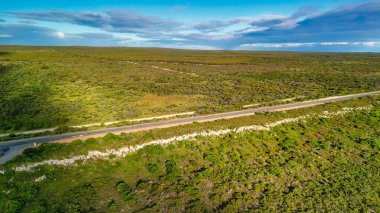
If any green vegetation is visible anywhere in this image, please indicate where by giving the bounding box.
[116,181,138,205]
[0,126,87,142]
[1,46,379,132]
[0,97,379,212]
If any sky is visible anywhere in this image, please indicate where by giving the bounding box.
[0,0,380,51]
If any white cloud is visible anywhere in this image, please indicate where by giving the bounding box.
[2,0,379,51]
[118,37,153,44]
[52,31,82,39]
[54,32,65,38]
[241,41,379,48]
[119,39,219,50]
[353,42,376,47]
[241,42,316,48]
[320,42,349,46]
[168,44,219,50]
[320,42,378,47]
[0,34,13,38]
[194,32,236,40]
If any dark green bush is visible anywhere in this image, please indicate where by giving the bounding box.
[280,138,295,151]
[115,181,137,205]
[165,160,178,174]
[146,163,159,173]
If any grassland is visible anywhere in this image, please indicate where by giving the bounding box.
[0,96,379,212]
[1,46,379,132]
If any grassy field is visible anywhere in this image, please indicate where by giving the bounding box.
[0,96,379,212]
[1,46,379,132]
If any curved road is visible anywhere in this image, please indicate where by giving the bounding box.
[1,91,379,164]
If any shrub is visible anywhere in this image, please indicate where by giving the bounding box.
[280,138,295,151]
[146,163,159,173]
[30,200,47,213]
[60,183,97,212]
[102,133,120,141]
[185,199,207,212]
[268,166,283,177]
[3,199,23,213]
[165,160,178,174]
[228,150,241,162]
[136,180,150,190]
[356,138,380,150]
[204,154,224,165]
[107,200,117,210]
[115,181,137,205]
[53,125,71,134]
[140,144,164,155]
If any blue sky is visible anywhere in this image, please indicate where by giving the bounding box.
[0,0,379,51]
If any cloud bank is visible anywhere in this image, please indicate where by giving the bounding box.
[1,1,380,51]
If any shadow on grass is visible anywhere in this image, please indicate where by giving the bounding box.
[0,51,11,56]
[0,64,69,132]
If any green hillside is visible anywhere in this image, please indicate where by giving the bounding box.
[1,96,379,212]
[1,46,379,132]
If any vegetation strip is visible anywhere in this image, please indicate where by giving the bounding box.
[242,96,305,108]
[2,47,379,133]
[11,106,371,172]
[0,111,196,137]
